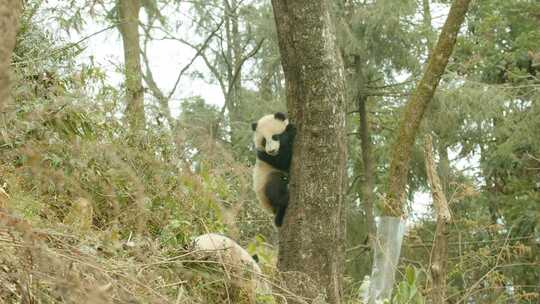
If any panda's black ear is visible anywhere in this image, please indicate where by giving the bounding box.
[274,112,286,121]
[251,254,259,263]
[251,122,257,131]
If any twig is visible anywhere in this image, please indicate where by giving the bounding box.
[166,19,224,101]
[11,24,117,67]
[454,228,513,304]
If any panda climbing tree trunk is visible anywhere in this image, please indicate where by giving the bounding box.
[0,0,22,113]
[271,1,347,303]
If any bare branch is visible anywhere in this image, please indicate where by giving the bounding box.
[225,38,265,102]
[141,27,172,126]
[12,24,117,67]
[166,19,224,100]
[181,39,228,100]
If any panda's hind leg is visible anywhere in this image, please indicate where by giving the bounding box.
[274,203,287,227]
[264,171,289,227]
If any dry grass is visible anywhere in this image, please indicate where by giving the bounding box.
[0,207,294,304]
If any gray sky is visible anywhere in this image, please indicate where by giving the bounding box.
[61,2,225,117]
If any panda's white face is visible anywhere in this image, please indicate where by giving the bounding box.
[253,114,288,156]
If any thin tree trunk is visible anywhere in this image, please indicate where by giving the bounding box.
[384,0,471,216]
[437,144,450,195]
[0,0,22,112]
[259,60,279,102]
[424,0,452,197]
[118,0,145,131]
[422,0,434,54]
[271,1,347,303]
[141,48,174,127]
[351,52,375,243]
[424,135,451,304]
[224,0,244,151]
[231,0,242,115]
[358,94,375,241]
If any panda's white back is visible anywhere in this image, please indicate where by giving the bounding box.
[192,233,261,274]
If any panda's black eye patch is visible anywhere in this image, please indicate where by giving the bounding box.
[272,134,279,141]
[261,138,266,146]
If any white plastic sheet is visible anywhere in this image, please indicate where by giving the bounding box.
[367,216,406,304]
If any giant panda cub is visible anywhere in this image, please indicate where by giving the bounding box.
[251,112,296,227]
[191,233,270,303]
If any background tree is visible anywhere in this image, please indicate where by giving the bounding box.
[0,0,22,111]
[384,0,471,216]
[117,0,145,131]
[337,0,425,281]
[170,0,268,160]
[271,1,347,303]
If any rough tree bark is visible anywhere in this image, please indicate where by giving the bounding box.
[271,1,347,303]
[424,135,451,304]
[118,0,145,131]
[0,0,22,112]
[384,0,471,216]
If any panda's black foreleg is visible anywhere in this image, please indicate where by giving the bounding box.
[264,171,289,227]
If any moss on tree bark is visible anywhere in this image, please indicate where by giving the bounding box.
[385,0,471,217]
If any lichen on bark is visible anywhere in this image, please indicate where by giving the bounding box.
[384,0,471,217]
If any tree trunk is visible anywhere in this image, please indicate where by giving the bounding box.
[424,135,451,304]
[224,0,244,155]
[358,94,375,241]
[259,59,279,102]
[351,52,375,244]
[422,0,434,54]
[271,1,347,303]
[437,144,450,196]
[0,0,22,112]
[118,0,145,131]
[384,0,471,216]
